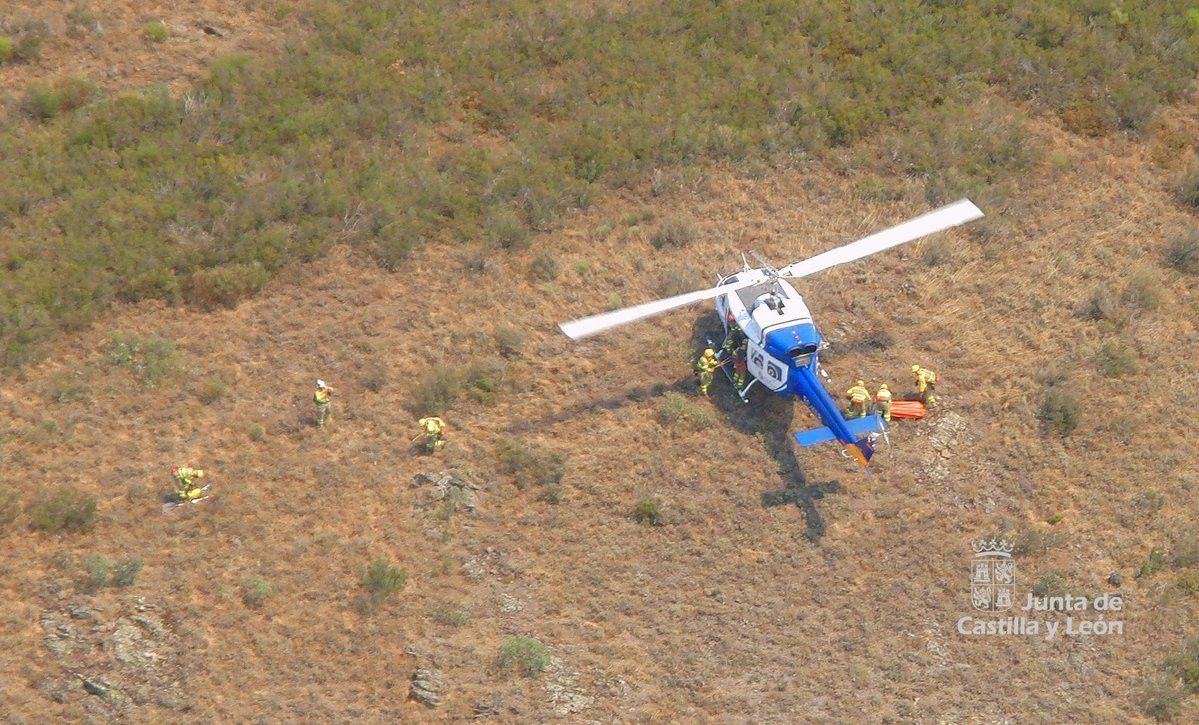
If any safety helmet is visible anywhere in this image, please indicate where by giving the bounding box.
[879,383,888,390]
[171,466,179,474]
[196,470,205,478]
[911,364,920,372]
[316,379,327,389]
[703,348,715,357]
[856,380,865,387]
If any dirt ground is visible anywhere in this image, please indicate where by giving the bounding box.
[1,5,1198,720]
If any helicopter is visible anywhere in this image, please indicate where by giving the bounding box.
[558,199,984,466]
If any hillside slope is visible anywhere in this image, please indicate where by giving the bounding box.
[2,102,1198,720]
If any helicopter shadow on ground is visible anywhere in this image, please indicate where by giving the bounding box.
[688,313,842,543]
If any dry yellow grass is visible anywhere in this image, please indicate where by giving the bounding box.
[1,69,1198,723]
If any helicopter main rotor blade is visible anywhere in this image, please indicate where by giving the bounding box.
[777,199,983,279]
[559,280,754,340]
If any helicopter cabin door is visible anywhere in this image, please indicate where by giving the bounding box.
[745,339,788,391]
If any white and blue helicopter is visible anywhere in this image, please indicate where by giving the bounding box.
[559,199,984,466]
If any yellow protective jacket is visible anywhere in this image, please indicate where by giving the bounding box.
[696,356,718,374]
[314,388,332,404]
[419,417,445,435]
[846,385,869,403]
[875,388,892,404]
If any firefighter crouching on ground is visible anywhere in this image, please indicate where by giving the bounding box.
[172,466,205,501]
[845,379,870,419]
[912,364,938,407]
[418,416,446,451]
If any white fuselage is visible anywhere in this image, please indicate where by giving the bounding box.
[713,269,816,391]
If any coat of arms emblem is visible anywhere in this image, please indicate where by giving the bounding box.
[971,539,1015,612]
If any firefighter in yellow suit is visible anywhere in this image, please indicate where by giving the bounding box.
[912,365,938,407]
[845,380,870,419]
[172,466,206,501]
[696,348,719,396]
[874,383,892,422]
[418,416,446,451]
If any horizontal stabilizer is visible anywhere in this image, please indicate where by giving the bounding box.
[794,415,886,447]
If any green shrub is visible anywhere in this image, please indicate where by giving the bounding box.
[1039,389,1081,436]
[496,437,566,490]
[364,558,407,600]
[1178,169,1199,209]
[66,4,100,35]
[495,326,525,358]
[529,253,558,282]
[1125,268,1163,310]
[43,370,90,405]
[497,636,550,677]
[650,219,697,250]
[1165,230,1199,273]
[28,487,97,533]
[655,266,703,297]
[107,333,180,387]
[1177,571,1199,595]
[921,238,953,267]
[658,392,714,431]
[14,23,47,62]
[432,606,471,627]
[78,555,111,593]
[465,358,506,405]
[242,577,272,609]
[1140,675,1186,721]
[575,260,592,274]
[142,20,169,43]
[111,557,143,587]
[407,368,464,415]
[1030,573,1067,597]
[488,212,531,250]
[1139,548,1168,579]
[245,423,267,442]
[1170,536,1199,569]
[1164,639,1199,691]
[1135,490,1166,514]
[633,498,663,526]
[1081,287,1125,326]
[25,84,61,120]
[0,37,12,64]
[0,486,20,529]
[1009,528,1068,557]
[57,77,99,113]
[196,377,226,404]
[187,262,271,309]
[1094,342,1136,378]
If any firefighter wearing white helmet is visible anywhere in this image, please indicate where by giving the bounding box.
[314,379,335,428]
